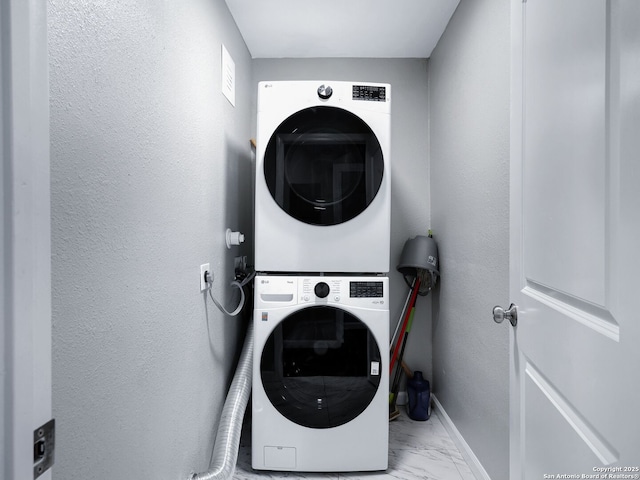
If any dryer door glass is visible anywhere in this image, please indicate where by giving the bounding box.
[260,306,382,429]
[264,106,384,226]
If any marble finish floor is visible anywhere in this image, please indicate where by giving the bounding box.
[234,407,476,480]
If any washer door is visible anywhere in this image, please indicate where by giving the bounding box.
[260,306,382,429]
[264,106,384,226]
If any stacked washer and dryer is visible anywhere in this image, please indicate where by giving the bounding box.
[252,81,391,472]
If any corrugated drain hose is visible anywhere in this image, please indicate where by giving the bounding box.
[190,322,253,480]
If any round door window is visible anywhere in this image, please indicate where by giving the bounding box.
[260,306,382,429]
[264,106,384,226]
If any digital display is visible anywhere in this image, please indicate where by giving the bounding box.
[352,85,387,102]
[350,281,384,298]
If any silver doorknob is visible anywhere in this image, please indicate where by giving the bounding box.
[493,303,518,327]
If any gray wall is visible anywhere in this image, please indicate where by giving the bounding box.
[252,59,433,381]
[48,1,253,478]
[429,0,510,479]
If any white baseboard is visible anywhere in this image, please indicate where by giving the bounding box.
[431,394,492,480]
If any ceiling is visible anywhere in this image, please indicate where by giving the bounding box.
[224,0,460,59]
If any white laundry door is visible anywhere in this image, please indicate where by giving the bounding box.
[507,0,640,478]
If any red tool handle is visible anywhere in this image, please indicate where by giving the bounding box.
[389,277,420,375]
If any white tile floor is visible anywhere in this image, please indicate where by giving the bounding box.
[234,407,477,480]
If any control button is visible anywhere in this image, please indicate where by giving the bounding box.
[303,295,310,302]
[314,282,330,298]
[334,295,340,302]
[317,84,333,99]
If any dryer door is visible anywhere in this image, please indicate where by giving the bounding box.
[260,306,382,428]
[264,106,384,226]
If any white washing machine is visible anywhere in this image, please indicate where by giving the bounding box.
[254,81,391,274]
[252,275,389,472]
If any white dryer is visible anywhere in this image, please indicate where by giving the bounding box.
[254,81,391,274]
[252,275,389,472]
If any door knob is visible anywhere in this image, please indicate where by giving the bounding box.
[493,303,518,327]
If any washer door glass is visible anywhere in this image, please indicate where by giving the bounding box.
[260,306,382,429]
[264,106,384,226]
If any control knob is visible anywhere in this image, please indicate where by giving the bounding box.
[317,84,333,99]
[314,282,330,298]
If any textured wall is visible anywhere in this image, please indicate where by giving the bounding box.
[429,0,510,478]
[251,59,433,381]
[48,1,253,478]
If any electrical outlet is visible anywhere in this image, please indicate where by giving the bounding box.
[200,263,211,292]
[234,255,247,272]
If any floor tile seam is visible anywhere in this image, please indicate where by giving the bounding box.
[391,445,468,480]
[439,444,471,480]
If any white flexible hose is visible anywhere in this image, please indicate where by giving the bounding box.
[190,322,253,480]
[209,281,245,316]
[208,271,255,317]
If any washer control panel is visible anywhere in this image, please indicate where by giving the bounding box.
[300,276,387,308]
[255,275,388,309]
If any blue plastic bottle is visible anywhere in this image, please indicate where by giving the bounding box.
[407,371,431,421]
